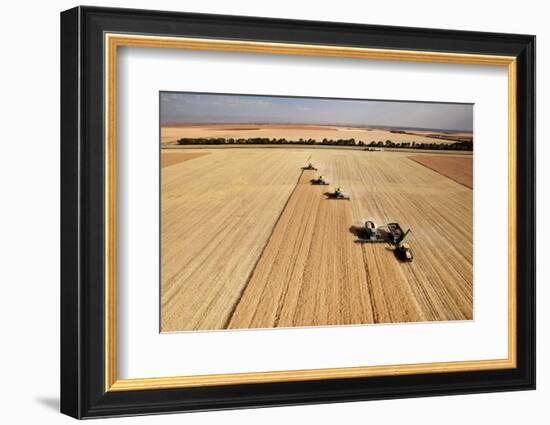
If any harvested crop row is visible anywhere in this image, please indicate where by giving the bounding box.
[229,149,472,327]
[161,148,311,331]
[313,150,473,322]
[228,170,375,329]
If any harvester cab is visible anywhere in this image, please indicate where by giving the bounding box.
[364,220,376,238]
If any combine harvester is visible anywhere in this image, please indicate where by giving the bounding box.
[353,221,413,262]
[326,187,351,200]
[302,163,318,171]
[311,175,329,185]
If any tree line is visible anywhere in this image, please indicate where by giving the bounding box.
[175,137,473,151]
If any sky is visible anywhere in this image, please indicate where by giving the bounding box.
[160,92,473,132]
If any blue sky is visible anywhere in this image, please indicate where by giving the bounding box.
[160,92,473,132]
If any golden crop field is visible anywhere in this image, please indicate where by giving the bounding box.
[161,148,473,332]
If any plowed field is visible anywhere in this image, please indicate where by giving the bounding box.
[408,154,473,188]
[161,152,210,168]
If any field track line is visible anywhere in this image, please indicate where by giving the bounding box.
[359,245,379,323]
[221,155,313,328]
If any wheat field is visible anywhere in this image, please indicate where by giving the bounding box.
[161,148,473,331]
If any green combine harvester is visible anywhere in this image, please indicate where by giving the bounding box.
[302,162,318,171]
[326,187,350,200]
[311,175,329,185]
[354,221,413,262]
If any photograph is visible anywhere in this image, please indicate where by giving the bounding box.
[57,4,536,419]
[160,92,474,332]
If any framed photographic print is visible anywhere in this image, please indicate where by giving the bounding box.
[60,6,535,419]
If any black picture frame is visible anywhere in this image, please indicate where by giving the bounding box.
[60,5,535,419]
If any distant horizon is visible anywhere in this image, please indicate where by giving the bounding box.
[160,92,474,133]
[161,122,473,133]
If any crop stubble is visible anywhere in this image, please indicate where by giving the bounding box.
[161,149,311,331]
[161,148,473,331]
